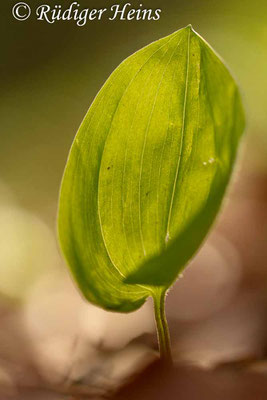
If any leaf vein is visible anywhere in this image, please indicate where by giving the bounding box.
[165,28,191,242]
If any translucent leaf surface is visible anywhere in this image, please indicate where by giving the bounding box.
[58,26,245,312]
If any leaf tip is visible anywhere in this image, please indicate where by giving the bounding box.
[184,24,200,38]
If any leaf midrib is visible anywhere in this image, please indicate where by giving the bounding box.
[165,28,191,243]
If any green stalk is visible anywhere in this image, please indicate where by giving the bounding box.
[152,288,173,365]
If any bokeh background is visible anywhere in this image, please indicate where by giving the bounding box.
[1,0,267,398]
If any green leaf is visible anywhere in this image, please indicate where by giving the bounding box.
[58,25,245,312]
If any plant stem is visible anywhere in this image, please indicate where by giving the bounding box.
[153,288,173,365]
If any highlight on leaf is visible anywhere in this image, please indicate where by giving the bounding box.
[57,25,245,362]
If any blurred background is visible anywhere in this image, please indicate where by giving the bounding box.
[1,0,267,398]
